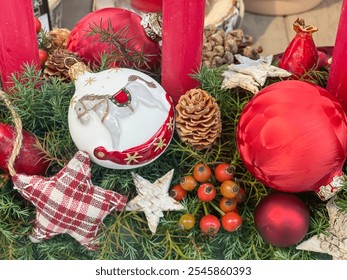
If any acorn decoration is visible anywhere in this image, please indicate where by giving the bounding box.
[175,89,222,151]
[203,25,263,68]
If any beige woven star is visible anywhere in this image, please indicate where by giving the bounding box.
[297,197,347,259]
[126,169,185,234]
[222,54,292,94]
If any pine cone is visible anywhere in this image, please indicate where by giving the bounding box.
[175,89,222,151]
[44,49,81,81]
[46,28,71,52]
[203,25,263,67]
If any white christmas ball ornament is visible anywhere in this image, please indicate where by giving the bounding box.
[68,63,175,169]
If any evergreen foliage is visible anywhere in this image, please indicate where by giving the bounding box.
[0,62,345,260]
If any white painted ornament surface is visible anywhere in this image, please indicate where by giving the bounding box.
[68,63,175,169]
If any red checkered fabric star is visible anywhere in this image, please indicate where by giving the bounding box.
[12,151,127,250]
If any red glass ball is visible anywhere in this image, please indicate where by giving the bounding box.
[237,80,347,195]
[67,8,161,71]
[254,192,310,247]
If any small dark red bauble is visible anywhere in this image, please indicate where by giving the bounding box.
[254,192,310,247]
[0,123,49,175]
[67,8,161,71]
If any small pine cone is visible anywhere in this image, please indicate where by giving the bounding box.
[175,89,222,151]
[44,49,81,81]
[46,28,71,52]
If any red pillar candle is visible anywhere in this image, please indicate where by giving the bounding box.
[161,0,205,104]
[326,0,347,112]
[131,0,163,12]
[0,0,40,90]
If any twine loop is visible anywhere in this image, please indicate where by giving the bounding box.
[0,90,23,177]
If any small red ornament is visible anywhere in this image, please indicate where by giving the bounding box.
[67,8,161,71]
[34,17,42,34]
[279,18,318,78]
[0,123,49,176]
[38,49,48,67]
[254,192,310,247]
[237,80,347,200]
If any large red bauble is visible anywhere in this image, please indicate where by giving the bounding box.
[0,123,49,175]
[67,8,161,71]
[237,80,347,199]
[254,192,310,247]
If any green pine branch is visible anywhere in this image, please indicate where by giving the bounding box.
[0,62,344,260]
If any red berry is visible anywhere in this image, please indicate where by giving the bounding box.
[220,180,240,199]
[219,197,237,213]
[221,212,242,232]
[34,17,42,33]
[214,163,235,183]
[193,163,212,183]
[178,214,196,230]
[170,184,187,201]
[180,175,198,191]
[197,183,216,202]
[38,49,48,67]
[199,214,220,236]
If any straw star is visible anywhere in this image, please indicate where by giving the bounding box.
[12,151,127,250]
[222,54,292,94]
[126,169,184,234]
[297,197,347,259]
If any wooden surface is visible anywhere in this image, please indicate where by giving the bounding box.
[241,0,343,55]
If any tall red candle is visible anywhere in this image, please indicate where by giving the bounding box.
[326,0,347,112]
[131,0,162,12]
[161,0,205,104]
[0,0,40,90]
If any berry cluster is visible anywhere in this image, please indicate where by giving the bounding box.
[170,162,245,237]
[34,17,48,67]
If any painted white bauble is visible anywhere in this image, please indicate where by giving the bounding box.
[68,63,175,169]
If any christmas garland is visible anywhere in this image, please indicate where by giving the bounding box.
[1,13,347,260]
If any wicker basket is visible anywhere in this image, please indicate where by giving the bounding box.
[244,0,323,16]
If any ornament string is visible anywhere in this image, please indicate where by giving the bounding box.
[0,90,23,177]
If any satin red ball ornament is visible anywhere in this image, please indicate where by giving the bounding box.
[67,8,161,71]
[0,123,49,175]
[237,80,347,200]
[254,192,310,247]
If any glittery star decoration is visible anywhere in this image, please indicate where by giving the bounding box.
[297,197,347,259]
[222,54,292,94]
[12,151,127,250]
[126,169,185,234]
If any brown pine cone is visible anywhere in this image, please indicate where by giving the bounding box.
[46,28,71,52]
[175,89,222,151]
[44,49,81,81]
[203,25,263,67]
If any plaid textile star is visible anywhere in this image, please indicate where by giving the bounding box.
[12,151,127,250]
